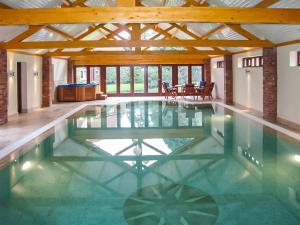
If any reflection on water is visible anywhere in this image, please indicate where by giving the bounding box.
[0,101,300,225]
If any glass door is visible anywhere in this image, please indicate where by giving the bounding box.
[106,66,117,95]
[90,66,101,92]
[178,66,188,85]
[161,66,172,93]
[134,66,145,94]
[191,65,203,84]
[148,66,159,94]
[120,66,131,94]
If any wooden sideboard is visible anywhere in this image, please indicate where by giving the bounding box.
[57,84,97,102]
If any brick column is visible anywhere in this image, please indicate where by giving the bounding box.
[204,58,211,83]
[67,60,74,83]
[224,55,233,105]
[263,47,277,122]
[0,49,8,125]
[42,56,53,108]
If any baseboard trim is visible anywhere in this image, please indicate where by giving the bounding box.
[277,117,300,132]
[232,102,263,117]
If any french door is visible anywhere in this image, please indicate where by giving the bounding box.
[74,64,203,96]
[106,66,117,95]
[147,66,160,95]
[120,66,131,95]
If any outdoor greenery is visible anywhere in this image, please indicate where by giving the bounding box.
[75,65,202,93]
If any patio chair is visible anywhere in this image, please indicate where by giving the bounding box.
[162,82,177,99]
[196,81,206,91]
[182,83,197,100]
[197,82,215,100]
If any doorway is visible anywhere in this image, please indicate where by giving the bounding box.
[16,62,27,114]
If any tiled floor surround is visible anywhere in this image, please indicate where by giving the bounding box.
[1,96,300,151]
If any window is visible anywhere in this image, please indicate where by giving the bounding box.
[191,66,202,83]
[134,66,145,93]
[298,52,300,66]
[242,56,263,68]
[120,66,131,94]
[106,67,117,94]
[217,61,224,68]
[162,66,172,93]
[178,66,188,85]
[148,66,159,93]
[75,67,87,84]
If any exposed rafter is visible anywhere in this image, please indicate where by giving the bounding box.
[61,0,88,7]
[2,39,274,49]
[73,54,205,65]
[45,50,223,57]
[0,7,299,25]
[0,0,289,61]
[255,0,279,8]
[7,25,45,43]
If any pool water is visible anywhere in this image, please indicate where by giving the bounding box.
[0,101,300,225]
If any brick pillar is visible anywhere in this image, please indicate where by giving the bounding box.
[204,58,211,83]
[0,49,8,125]
[263,47,277,122]
[224,55,233,105]
[67,60,74,83]
[42,56,53,108]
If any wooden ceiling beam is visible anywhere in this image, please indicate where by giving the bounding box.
[226,24,261,41]
[45,26,75,41]
[62,0,88,7]
[7,25,45,43]
[3,39,273,49]
[149,25,200,52]
[45,50,222,57]
[254,0,279,8]
[182,0,208,7]
[200,24,227,40]
[0,7,299,25]
[73,54,205,65]
[0,3,11,9]
[116,0,136,7]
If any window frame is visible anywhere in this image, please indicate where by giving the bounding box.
[216,61,224,68]
[242,56,263,68]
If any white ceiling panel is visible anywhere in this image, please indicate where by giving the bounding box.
[52,24,91,38]
[85,0,115,6]
[0,26,28,42]
[243,24,300,43]
[0,0,61,8]
[209,27,248,40]
[271,0,300,8]
[207,0,261,7]
[24,28,66,42]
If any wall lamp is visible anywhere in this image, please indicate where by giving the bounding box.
[8,71,15,77]
[33,72,39,77]
[245,69,251,75]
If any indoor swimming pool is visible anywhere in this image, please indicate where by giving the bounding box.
[0,101,300,225]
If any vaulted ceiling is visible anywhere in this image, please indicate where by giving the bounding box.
[0,0,300,63]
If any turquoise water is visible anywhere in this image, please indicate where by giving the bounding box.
[0,101,300,225]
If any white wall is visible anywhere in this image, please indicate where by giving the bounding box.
[7,52,42,116]
[211,56,224,99]
[233,49,263,112]
[52,58,68,102]
[277,43,300,125]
